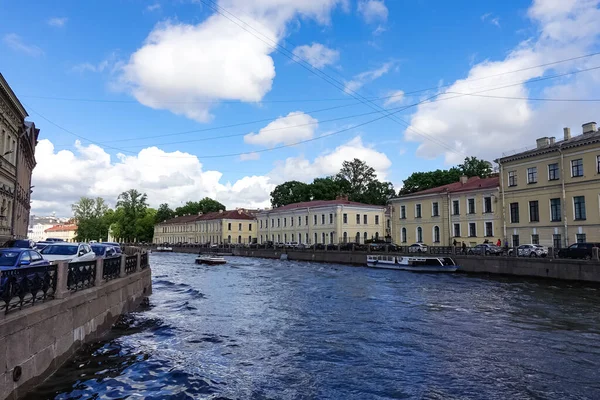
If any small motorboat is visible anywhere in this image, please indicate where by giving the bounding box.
[195,254,227,265]
[366,254,458,272]
[156,246,173,252]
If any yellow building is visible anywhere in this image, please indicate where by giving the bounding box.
[256,199,386,245]
[390,176,502,246]
[44,224,78,242]
[153,209,256,244]
[497,122,600,248]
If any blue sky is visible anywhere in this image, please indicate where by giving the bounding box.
[2,0,600,216]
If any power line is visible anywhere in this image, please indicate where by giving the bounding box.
[445,92,600,102]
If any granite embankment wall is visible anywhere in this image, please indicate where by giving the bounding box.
[0,256,152,400]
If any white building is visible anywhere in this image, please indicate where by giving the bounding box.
[28,214,69,241]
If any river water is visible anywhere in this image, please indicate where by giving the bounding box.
[23,253,600,399]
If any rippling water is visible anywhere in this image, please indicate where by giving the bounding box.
[23,253,600,399]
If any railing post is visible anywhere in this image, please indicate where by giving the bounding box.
[120,254,127,278]
[593,247,599,261]
[94,258,103,286]
[548,247,554,259]
[136,253,141,272]
[385,245,389,253]
[513,247,518,258]
[55,261,69,299]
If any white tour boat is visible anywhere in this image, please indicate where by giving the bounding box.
[366,254,458,272]
[156,246,173,252]
[196,254,227,265]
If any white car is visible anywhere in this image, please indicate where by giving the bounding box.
[408,243,428,253]
[40,242,96,263]
[508,244,548,257]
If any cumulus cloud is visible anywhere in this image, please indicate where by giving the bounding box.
[2,34,43,57]
[344,62,393,93]
[244,111,318,147]
[358,0,388,24]
[118,0,345,122]
[48,17,68,27]
[405,0,600,165]
[292,43,339,68]
[147,3,161,12]
[72,53,119,74]
[383,89,404,107]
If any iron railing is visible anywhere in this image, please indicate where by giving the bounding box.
[0,264,57,314]
[67,260,96,291]
[125,255,137,274]
[103,256,121,281]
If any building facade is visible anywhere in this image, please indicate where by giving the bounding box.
[153,210,256,244]
[497,122,600,248]
[44,224,78,242]
[390,176,502,246]
[14,121,38,238]
[256,199,386,245]
[28,215,67,242]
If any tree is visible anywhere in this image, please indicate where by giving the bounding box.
[72,197,110,241]
[136,208,156,242]
[270,181,312,207]
[174,197,226,216]
[459,156,493,178]
[155,203,175,223]
[336,158,377,202]
[115,189,149,242]
[310,177,348,201]
[361,181,396,205]
[399,168,462,195]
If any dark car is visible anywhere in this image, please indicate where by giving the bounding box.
[45,238,65,242]
[469,244,504,256]
[2,239,36,249]
[103,242,122,255]
[557,243,600,259]
[91,244,119,258]
[0,248,49,269]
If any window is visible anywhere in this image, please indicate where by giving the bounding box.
[355,232,360,243]
[271,219,274,228]
[416,204,422,218]
[453,200,460,215]
[550,198,561,222]
[574,196,586,220]
[417,227,423,243]
[236,223,240,231]
[305,215,308,225]
[330,214,333,224]
[228,223,232,231]
[299,216,302,226]
[508,171,517,187]
[364,232,368,242]
[342,232,347,243]
[485,222,493,237]
[469,222,476,237]
[401,228,407,243]
[484,197,492,213]
[531,234,539,245]
[512,235,520,247]
[375,215,380,225]
[277,218,280,227]
[468,198,475,214]
[323,233,327,244]
[284,234,287,243]
[598,155,600,173]
[572,159,584,177]
[527,167,537,184]
[510,202,519,223]
[433,226,440,243]
[249,223,252,231]
[315,232,318,244]
[291,217,294,227]
[356,214,360,224]
[548,163,559,180]
[577,233,587,243]
[553,234,561,249]
[322,214,325,225]
[314,215,317,225]
[284,218,287,227]
[432,202,439,217]
[363,215,367,224]
[260,220,263,229]
[453,223,461,237]
[400,206,406,219]
[305,233,309,244]
[529,201,539,222]
[343,213,347,224]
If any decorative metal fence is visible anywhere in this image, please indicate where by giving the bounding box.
[0,265,58,314]
[140,253,148,270]
[67,260,96,291]
[125,255,137,274]
[103,256,121,281]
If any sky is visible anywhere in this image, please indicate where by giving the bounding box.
[2,0,600,217]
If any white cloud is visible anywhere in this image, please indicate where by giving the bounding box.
[239,152,260,161]
[358,0,388,24]
[2,34,43,57]
[72,53,119,74]
[147,3,161,12]
[117,0,346,122]
[405,0,600,165]
[481,12,500,27]
[244,111,318,147]
[48,17,68,27]
[344,62,393,93]
[383,89,404,107]
[292,43,339,68]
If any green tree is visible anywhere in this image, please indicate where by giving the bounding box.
[174,197,226,216]
[155,203,175,223]
[136,208,156,242]
[310,177,348,201]
[72,197,110,241]
[458,156,493,178]
[270,181,312,207]
[361,181,396,205]
[336,158,377,202]
[115,189,149,242]
[399,168,462,195]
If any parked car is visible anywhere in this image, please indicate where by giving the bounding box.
[103,242,122,255]
[91,244,119,259]
[408,243,428,253]
[557,243,600,259]
[2,239,36,249]
[45,238,65,242]
[285,242,299,248]
[469,243,504,256]
[0,248,49,270]
[40,242,96,263]
[508,244,548,257]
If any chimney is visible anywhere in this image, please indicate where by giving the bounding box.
[582,122,597,134]
[536,137,550,149]
[219,210,223,213]
[549,136,556,145]
[564,127,571,141]
[197,212,203,216]
[460,175,468,184]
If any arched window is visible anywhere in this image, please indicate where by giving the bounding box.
[314,232,318,244]
[238,235,241,244]
[401,228,407,243]
[417,227,423,243]
[330,232,334,244]
[355,232,360,243]
[433,226,440,243]
[375,232,379,240]
[227,235,231,243]
[291,233,295,241]
[343,232,348,243]
[364,232,368,242]
[322,232,326,244]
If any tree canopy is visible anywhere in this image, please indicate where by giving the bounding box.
[270,181,312,208]
[72,197,111,241]
[174,198,226,216]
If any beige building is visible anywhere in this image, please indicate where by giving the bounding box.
[390,176,502,246]
[497,122,600,248]
[153,209,256,244]
[256,199,386,245]
[44,224,78,242]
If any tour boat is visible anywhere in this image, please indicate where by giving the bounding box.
[195,255,227,265]
[366,254,458,272]
[156,246,173,252]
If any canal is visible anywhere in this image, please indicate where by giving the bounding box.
[24,253,600,399]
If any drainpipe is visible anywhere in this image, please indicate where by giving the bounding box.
[559,147,568,246]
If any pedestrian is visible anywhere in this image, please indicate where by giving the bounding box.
[483,239,489,244]
[453,239,458,247]
[462,241,466,254]
[496,238,501,247]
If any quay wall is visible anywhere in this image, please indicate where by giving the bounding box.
[0,259,152,400]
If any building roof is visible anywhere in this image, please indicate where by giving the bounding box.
[159,209,255,224]
[0,73,27,118]
[44,224,77,232]
[395,176,499,198]
[262,199,385,213]
[160,215,201,225]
